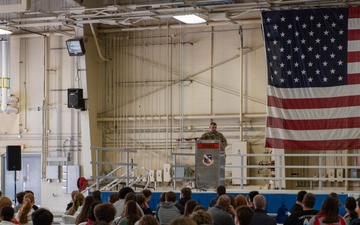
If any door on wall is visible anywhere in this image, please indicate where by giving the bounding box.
[1,154,41,206]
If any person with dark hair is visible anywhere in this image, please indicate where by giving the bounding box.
[284,192,319,225]
[208,194,235,225]
[109,193,119,204]
[76,195,96,225]
[209,185,226,208]
[290,190,307,213]
[355,198,360,215]
[168,217,196,225]
[92,191,102,203]
[344,197,359,225]
[31,208,53,225]
[1,205,16,224]
[246,191,259,209]
[141,190,152,203]
[136,194,153,215]
[235,206,254,225]
[182,199,198,217]
[114,187,135,218]
[249,195,276,225]
[118,200,141,225]
[190,210,213,225]
[14,192,25,213]
[124,193,144,217]
[175,187,192,214]
[200,122,228,148]
[308,196,346,225]
[94,203,116,224]
[86,201,101,225]
[138,215,159,225]
[329,192,347,217]
[156,191,181,225]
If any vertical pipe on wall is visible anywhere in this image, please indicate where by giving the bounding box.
[42,36,50,179]
[1,37,9,113]
[239,26,244,141]
[210,27,214,115]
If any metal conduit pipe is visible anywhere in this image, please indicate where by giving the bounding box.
[97,113,266,122]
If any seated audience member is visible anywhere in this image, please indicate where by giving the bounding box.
[16,193,35,224]
[94,203,116,225]
[284,192,319,225]
[0,205,16,225]
[86,202,101,225]
[330,192,347,217]
[76,196,96,225]
[192,205,206,213]
[92,191,103,203]
[308,196,346,225]
[250,195,276,225]
[290,190,307,213]
[137,215,159,225]
[344,197,359,225]
[356,198,360,215]
[156,191,181,225]
[235,195,247,208]
[66,192,85,216]
[118,200,142,225]
[175,187,192,214]
[14,192,25,213]
[190,210,214,225]
[124,193,144,217]
[168,217,196,225]
[246,191,259,209]
[136,194,153,215]
[24,190,38,211]
[109,194,119,204]
[235,206,254,225]
[350,218,360,225]
[0,197,13,211]
[209,185,226,208]
[114,187,135,218]
[141,190,152,204]
[208,194,235,225]
[182,200,198,217]
[67,190,80,211]
[31,208,53,225]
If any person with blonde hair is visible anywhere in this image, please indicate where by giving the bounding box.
[66,193,85,216]
[137,215,159,225]
[16,193,35,224]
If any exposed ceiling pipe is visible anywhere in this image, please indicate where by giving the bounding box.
[89,23,112,61]
[97,113,266,122]
[98,19,261,33]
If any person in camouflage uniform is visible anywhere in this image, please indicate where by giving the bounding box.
[200,122,228,148]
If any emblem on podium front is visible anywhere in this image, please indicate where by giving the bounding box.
[203,154,214,166]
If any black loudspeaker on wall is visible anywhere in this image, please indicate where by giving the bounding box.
[68,88,85,109]
[6,145,22,171]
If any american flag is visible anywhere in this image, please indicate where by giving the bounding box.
[262,7,360,150]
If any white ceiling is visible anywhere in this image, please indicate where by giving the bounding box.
[0,0,359,34]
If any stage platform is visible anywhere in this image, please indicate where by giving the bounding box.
[95,189,349,214]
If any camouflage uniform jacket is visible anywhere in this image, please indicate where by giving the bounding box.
[200,131,228,148]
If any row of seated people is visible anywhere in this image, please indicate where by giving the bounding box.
[62,185,360,225]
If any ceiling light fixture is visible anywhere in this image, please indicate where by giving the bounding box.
[173,14,206,24]
[0,28,12,35]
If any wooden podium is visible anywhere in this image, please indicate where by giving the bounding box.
[195,140,225,190]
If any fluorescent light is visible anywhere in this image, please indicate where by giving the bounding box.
[173,14,206,24]
[0,28,12,35]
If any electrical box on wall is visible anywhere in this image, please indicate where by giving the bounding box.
[148,170,155,182]
[163,164,171,182]
[156,170,163,182]
[46,166,60,180]
[336,169,344,181]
